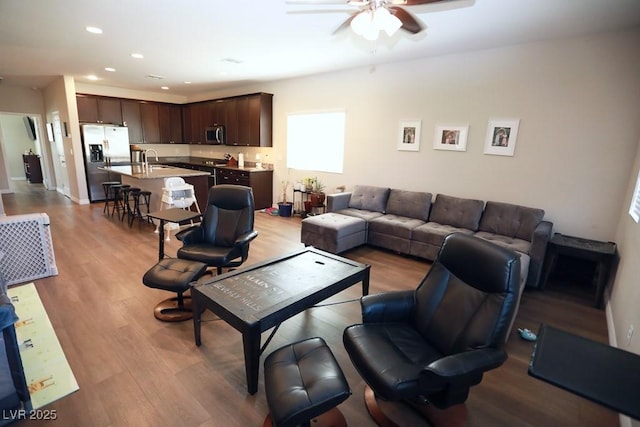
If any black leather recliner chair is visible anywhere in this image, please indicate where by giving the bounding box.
[176,185,258,275]
[343,232,521,427]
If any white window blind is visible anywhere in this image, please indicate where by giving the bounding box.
[629,170,640,223]
[287,111,345,173]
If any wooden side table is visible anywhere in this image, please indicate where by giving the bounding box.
[541,233,616,308]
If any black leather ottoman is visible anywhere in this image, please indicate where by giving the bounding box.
[263,337,351,427]
[142,258,208,322]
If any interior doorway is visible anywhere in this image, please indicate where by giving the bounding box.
[0,112,61,197]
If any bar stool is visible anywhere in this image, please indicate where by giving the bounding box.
[102,181,120,214]
[121,187,140,222]
[130,190,152,227]
[110,184,128,217]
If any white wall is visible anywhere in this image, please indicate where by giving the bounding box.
[194,29,640,243]
[0,114,37,179]
[611,138,640,427]
[0,85,47,192]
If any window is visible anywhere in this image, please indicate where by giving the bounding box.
[629,170,640,223]
[287,111,345,173]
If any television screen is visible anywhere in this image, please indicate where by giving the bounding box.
[23,116,36,140]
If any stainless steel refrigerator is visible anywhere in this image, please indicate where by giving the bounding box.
[81,124,130,202]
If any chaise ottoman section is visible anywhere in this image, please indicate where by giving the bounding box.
[301,213,367,254]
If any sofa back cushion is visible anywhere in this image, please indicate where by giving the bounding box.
[429,194,484,231]
[385,189,432,221]
[479,201,544,241]
[348,185,390,213]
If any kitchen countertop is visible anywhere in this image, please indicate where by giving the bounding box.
[100,164,209,179]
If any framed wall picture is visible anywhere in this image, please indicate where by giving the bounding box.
[397,120,421,151]
[484,118,520,156]
[433,124,469,152]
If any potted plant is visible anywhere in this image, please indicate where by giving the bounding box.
[310,178,326,207]
[277,180,293,217]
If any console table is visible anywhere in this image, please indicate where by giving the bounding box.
[529,324,640,420]
[542,233,616,308]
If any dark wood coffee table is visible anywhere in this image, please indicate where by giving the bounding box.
[191,247,370,394]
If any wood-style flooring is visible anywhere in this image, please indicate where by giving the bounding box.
[3,182,618,426]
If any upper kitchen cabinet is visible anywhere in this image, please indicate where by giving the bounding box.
[208,100,226,126]
[77,95,123,124]
[140,102,161,144]
[121,99,144,144]
[182,103,206,144]
[225,93,272,147]
[158,103,182,143]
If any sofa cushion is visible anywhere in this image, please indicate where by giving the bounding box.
[369,215,425,239]
[334,208,384,222]
[478,201,544,241]
[348,185,390,213]
[473,231,532,255]
[428,194,484,231]
[385,189,432,221]
[411,222,475,247]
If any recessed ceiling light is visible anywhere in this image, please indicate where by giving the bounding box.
[104,67,116,72]
[184,81,192,84]
[220,57,243,64]
[87,75,99,81]
[131,53,144,59]
[161,86,169,90]
[86,26,103,34]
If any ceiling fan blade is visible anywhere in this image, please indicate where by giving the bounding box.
[286,0,365,5]
[389,0,449,5]
[332,12,358,34]
[388,6,424,34]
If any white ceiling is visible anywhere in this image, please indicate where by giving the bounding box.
[1,0,639,97]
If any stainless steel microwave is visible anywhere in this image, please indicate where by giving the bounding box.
[205,124,225,144]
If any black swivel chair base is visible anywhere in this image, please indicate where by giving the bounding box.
[142,258,208,323]
[363,386,467,427]
[153,294,194,322]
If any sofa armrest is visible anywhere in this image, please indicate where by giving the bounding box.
[327,192,352,212]
[526,220,553,288]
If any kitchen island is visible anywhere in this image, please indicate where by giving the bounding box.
[101,165,210,213]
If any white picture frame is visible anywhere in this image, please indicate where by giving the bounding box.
[484,118,520,156]
[397,120,421,151]
[433,124,469,152]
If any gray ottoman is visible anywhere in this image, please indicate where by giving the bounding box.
[301,213,366,254]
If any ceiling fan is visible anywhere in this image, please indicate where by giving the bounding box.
[287,0,452,40]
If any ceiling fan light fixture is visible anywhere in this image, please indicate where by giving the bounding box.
[350,6,401,40]
[350,10,372,36]
[375,8,402,36]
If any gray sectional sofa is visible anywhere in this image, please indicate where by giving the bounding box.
[301,185,553,289]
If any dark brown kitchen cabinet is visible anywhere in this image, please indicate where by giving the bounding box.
[208,100,226,125]
[182,105,192,144]
[215,167,273,209]
[224,93,272,147]
[184,102,207,144]
[77,95,122,124]
[140,102,160,143]
[158,104,182,143]
[223,98,238,145]
[121,99,143,144]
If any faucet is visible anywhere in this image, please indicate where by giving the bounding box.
[143,149,159,170]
